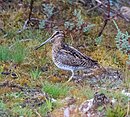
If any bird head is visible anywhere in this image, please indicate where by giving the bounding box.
[35,30,64,50]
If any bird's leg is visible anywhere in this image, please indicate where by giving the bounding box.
[67,70,75,82]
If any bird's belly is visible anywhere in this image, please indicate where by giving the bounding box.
[54,62,79,71]
[52,56,85,71]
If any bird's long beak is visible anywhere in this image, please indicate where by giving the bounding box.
[35,37,52,50]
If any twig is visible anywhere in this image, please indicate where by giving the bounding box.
[17,0,34,33]
[94,0,130,22]
[98,19,108,37]
[23,19,29,30]
[28,0,34,21]
[107,0,110,18]
[87,4,101,12]
[98,0,110,37]
[95,0,103,5]
[17,18,40,33]
[34,109,42,117]
[126,100,130,116]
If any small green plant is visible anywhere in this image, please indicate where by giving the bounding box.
[12,105,33,117]
[0,100,6,110]
[42,4,55,19]
[45,99,53,112]
[73,9,84,29]
[64,21,75,31]
[39,3,56,29]
[11,42,27,63]
[64,9,95,32]
[0,45,11,62]
[5,92,24,99]
[95,36,103,45]
[106,105,126,117]
[0,43,27,63]
[38,99,54,116]
[73,9,95,31]
[42,81,71,98]
[30,67,41,80]
[39,20,46,29]
[83,24,95,32]
[113,20,130,61]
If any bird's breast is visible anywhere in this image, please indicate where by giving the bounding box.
[52,48,74,71]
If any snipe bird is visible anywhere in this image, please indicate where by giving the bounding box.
[35,31,103,82]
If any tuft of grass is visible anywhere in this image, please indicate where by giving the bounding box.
[106,105,127,117]
[42,81,71,98]
[38,99,54,116]
[0,43,27,63]
[11,42,27,63]
[30,67,41,80]
[0,45,11,62]
[5,92,24,99]
[12,105,33,117]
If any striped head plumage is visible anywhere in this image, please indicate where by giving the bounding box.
[35,31,64,50]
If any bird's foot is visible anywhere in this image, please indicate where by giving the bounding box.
[66,77,73,83]
[67,75,83,82]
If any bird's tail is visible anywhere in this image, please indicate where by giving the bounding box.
[94,63,107,75]
[83,62,106,77]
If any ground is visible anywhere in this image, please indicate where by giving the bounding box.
[0,0,130,117]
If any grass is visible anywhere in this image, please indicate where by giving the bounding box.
[38,99,54,116]
[30,67,42,80]
[0,45,11,62]
[42,81,71,98]
[80,86,95,99]
[0,100,6,110]
[15,29,45,41]
[99,88,129,104]
[0,43,27,63]
[12,105,33,117]
[5,92,24,99]
[11,42,27,63]
[106,105,127,117]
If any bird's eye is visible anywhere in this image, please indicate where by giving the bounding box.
[56,31,60,34]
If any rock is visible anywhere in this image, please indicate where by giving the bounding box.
[64,97,76,106]
[120,6,130,21]
[79,92,110,117]
[122,90,130,97]
[64,107,70,117]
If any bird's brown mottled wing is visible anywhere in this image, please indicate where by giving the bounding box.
[56,44,100,69]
